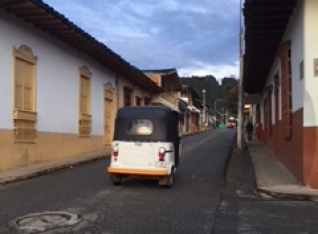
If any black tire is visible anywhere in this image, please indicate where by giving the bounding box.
[159,168,174,188]
[165,173,174,188]
[111,175,122,185]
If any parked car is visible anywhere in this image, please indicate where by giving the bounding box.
[227,123,235,128]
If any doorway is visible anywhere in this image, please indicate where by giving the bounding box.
[104,83,114,147]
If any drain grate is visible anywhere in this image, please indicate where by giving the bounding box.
[9,211,81,233]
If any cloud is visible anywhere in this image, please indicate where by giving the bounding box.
[43,0,241,78]
[179,61,239,80]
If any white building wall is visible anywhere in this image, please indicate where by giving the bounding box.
[266,60,281,124]
[283,0,304,113]
[252,105,257,126]
[0,11,115,136]
[0,13,16,130]
[260,1,305,130]
[303,0,318,127]
[260,97,265,130]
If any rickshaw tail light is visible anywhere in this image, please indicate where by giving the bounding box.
[158,147,166,161]
[112,145,119,158]
[159,153,165,161]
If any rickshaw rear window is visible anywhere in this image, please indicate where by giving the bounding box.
[127,119,153,135]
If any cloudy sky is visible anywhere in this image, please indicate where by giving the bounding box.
[43,0,242,80]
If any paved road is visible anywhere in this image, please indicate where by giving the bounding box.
[1,129,318,234]
[0,130,234,234]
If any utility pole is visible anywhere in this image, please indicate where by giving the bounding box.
[214,99,223,128]
[237,0,244,149]
[202,89,206,129]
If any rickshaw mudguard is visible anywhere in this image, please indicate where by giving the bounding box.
[107,167,169,177]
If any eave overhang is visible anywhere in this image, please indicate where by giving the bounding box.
[142,68,183,91]
[243,0,297,94]
[0,0,162,93]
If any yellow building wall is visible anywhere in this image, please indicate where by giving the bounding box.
[0,76,154,173]
[0,129,109,172]
[116,75,152,108]
[147,74,161,86]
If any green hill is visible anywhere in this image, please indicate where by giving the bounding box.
[180,75,238,116]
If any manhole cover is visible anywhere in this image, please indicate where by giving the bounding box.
[9,211,81,233]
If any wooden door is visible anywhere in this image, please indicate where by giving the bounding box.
[104,83,114,147]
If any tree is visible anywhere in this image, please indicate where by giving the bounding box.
[225,85,239,116]
[180,75,219,107]
[180,75,238,116]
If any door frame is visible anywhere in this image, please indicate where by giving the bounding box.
[104,82,115,147]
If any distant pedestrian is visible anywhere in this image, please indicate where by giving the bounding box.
[246,120,254,141]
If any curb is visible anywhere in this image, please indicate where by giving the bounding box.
[1,130,214,185]
[0,152,111,185]
[257,188,318,201]
[243,140,318,201]
[181,128,214,137]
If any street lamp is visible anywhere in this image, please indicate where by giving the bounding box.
[202,90,206,129]
[214,99,223,113]
[202,89,206,106]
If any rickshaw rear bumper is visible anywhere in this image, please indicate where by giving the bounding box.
[107,167,169,177]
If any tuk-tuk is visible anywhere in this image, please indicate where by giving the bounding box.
[107,106,181,187]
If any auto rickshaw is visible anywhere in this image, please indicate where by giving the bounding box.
[107,106,181,187]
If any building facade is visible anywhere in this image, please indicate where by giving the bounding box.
[180,85,201,134]
[143,69,182,112]
[0,0,161,173]
[243,0,318,188]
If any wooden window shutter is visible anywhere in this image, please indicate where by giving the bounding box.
[124,86,132,107]
[264,96,269,138]
[144,97,151,105]
[278,41,292,139]
[12,45,37,143]
[136,96,142,106]
[79,66,92,138]
[268,87,273,136]
[24,61,34,111]
[80,75,89,114]
[15,58,24,109]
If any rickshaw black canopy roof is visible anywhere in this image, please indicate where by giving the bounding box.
[114,106,179,142]
[116,106,175,119]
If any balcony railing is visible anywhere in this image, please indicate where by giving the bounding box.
[13,109,37,143]
[13,109,37,121]
[161,92,178,106]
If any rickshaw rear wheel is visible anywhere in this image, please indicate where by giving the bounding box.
[159,169,174,188]
[110,174,123,185]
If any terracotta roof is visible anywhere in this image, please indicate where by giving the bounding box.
[0,0,162,93]
[243,0,297,93]
[143,68,183,91]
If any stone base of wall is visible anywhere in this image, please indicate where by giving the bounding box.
[262,108,303,183]
[262,108,318,188]
[303,126,318,188]
[0,129,110,172]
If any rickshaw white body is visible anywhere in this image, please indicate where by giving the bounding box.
[106,106,181,186]
[109,141,176,176]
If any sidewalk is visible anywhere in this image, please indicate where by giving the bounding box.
[246,136,318,200]
[0,129,212,185]
[2,131,318,202]
[0,150,111,185]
